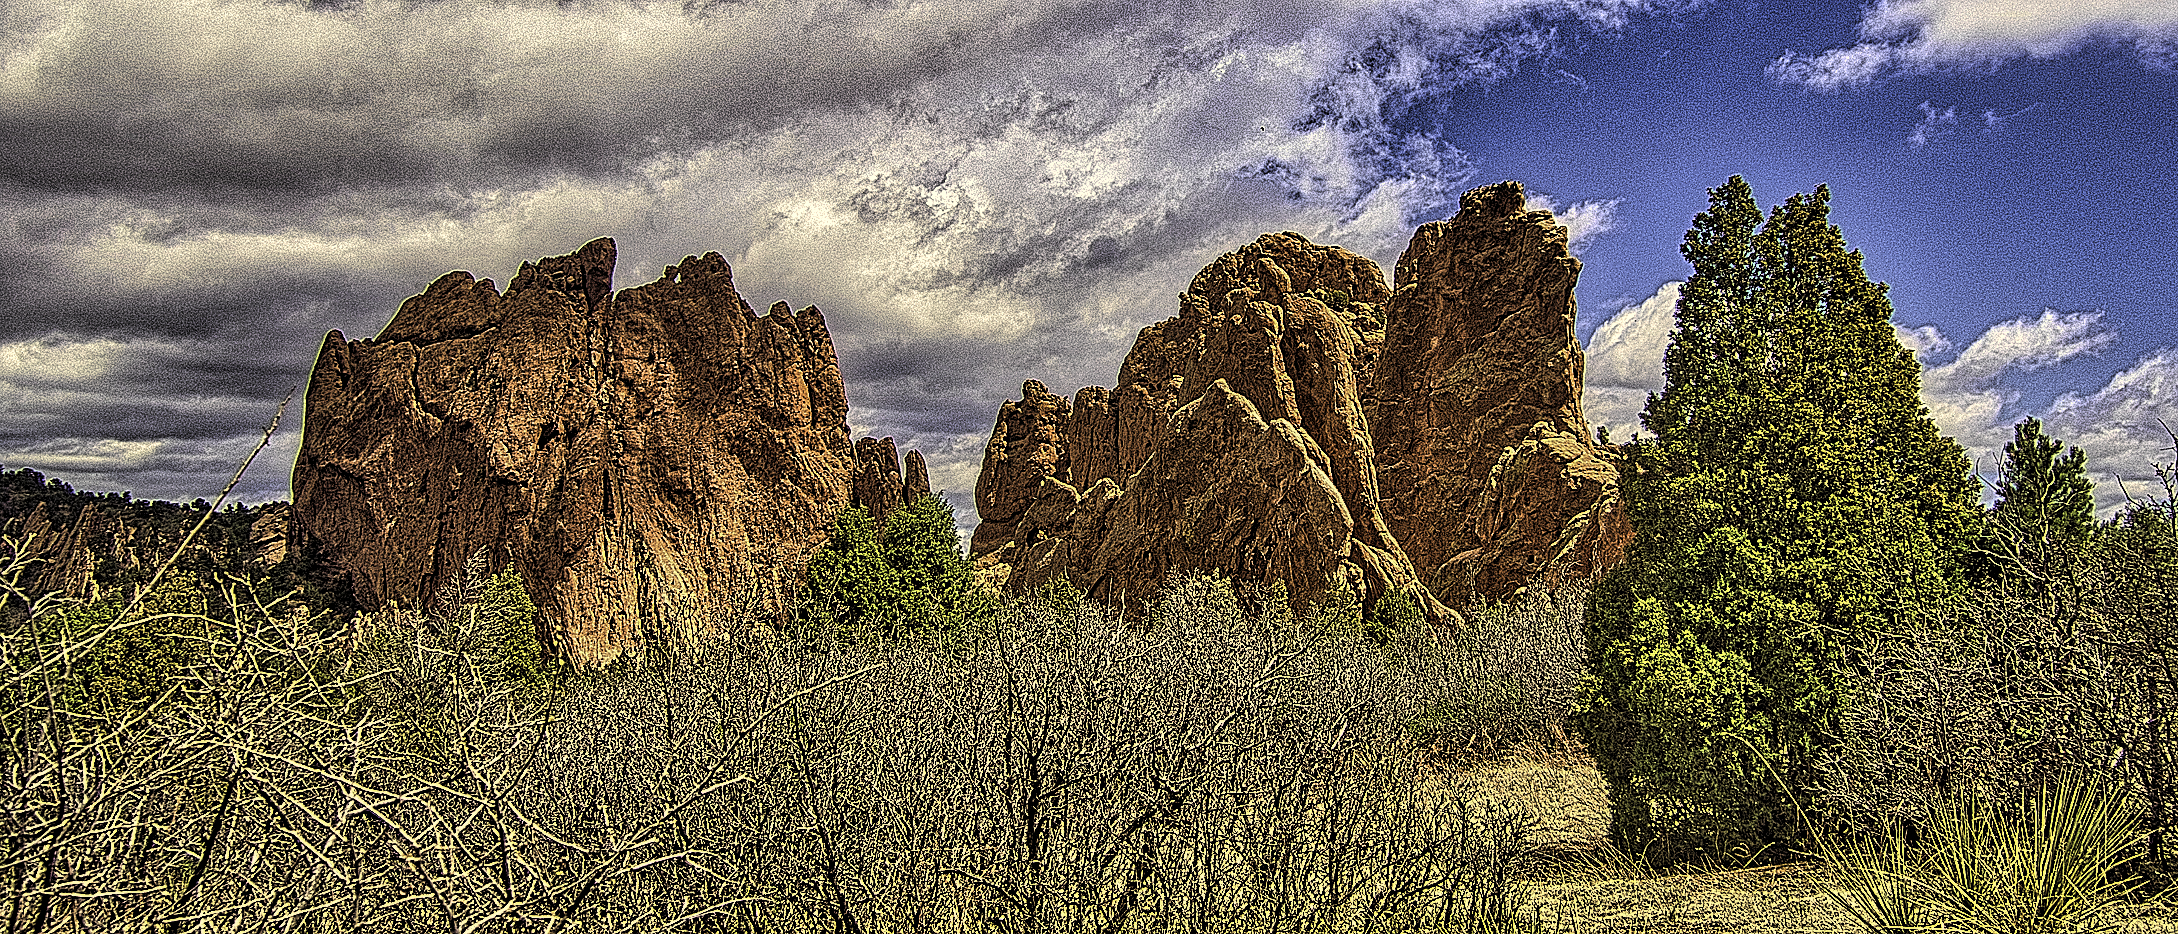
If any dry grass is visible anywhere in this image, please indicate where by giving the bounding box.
[1448,740,2178,933]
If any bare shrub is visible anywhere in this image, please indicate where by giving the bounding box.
[1401,584,1591,763]
[4,554,1548,933]
[1821,462,2178,881]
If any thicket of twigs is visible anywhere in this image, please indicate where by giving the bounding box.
[1820,476,2178,870]
[2,545,1589,934]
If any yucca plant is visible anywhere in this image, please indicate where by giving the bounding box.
[1821,773,2144,934]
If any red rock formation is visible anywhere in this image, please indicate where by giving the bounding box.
[850,436,934,524]
[970,181,1630,614]
[853,437,906,524]
[290,238,857,665]
[970,234,1443,617]
[7,501,106,602]
[902,450,931,502]
[1369,181,1631,605]
[0,493,292,607]
[970,380,1074,557]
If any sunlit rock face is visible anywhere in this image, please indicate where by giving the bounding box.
[970,232,1444,619]
[291,238,859,665]
[971,181,1630,615]
[1369,180,1631,607]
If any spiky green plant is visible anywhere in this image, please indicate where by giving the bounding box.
[1821,774,2145,934]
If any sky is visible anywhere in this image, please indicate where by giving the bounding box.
[1,0,2172,521]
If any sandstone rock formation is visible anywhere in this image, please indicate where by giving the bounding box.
[1369,181,1631,605]
[5,500,113,602]
[970,181,1629,615]
[291,238,859,665]
[970,234,1445,617]
[1,470,295,608]
[850,436,934,525]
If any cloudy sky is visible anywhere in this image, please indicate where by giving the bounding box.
[2,0,2172,521]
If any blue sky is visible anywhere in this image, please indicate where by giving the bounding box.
[1428,0,2176,513]
[0,0,2171,516]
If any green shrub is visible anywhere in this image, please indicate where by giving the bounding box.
[799,494,995,643]
[1821,775,2144,934]
[40,572,210,716]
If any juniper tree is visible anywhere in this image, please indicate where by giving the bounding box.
[801,494,993,641]
[1574,177,1979,859]
[1983,416,2095,576]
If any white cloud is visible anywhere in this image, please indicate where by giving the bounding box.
[1981,102,2040,130]
[1579,280,1678,438]
[1771,0,2178,89]
[1526,192,1622,251]
[1907,100,1958,148]
[1910,309,2167,517]
[1894,322,1955,360]
[1,437,164,473]
[2044,349,2178,515]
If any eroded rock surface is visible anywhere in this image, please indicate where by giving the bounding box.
[1370,181,1631,605]
[970,182,1629,615]
[851,436,933,525]
[970,234,1442,617]
[291,238,857,665]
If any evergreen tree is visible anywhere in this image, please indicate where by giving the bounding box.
[801,495,993,640]
[1984,417,2095,575]
[877,493,996,637]
[1574,177,1979,859]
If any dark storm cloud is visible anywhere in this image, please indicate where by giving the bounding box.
[2,0,1659,506]
[0,0,1160,204]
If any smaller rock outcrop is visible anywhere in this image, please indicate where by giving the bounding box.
[969,234,1446,618]
[0,470,293,608]
[970,381,1073,557]
[968,181,1631,616]
[851,436,933,524]
[903,451,931,503]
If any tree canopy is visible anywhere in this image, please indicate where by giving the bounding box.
[1575,176,1979,859]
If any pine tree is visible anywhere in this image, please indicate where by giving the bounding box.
[1985,417,2095,575]
[1574,177,1979,859]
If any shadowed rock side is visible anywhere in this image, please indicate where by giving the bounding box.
[1369,181,1632,606]
[291,238,858,666]
[850,436,934,525]
[971,234,1446,619]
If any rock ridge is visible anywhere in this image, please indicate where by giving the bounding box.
[291,238,865,665]
[970,181,1630,616]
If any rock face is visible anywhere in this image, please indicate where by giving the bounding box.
[970,234,1445,617]
[291,238,859,665]
[970,181,1629,614]
[0,490,292,607]
[850,436,934,525]
[1369,181,1631,605]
